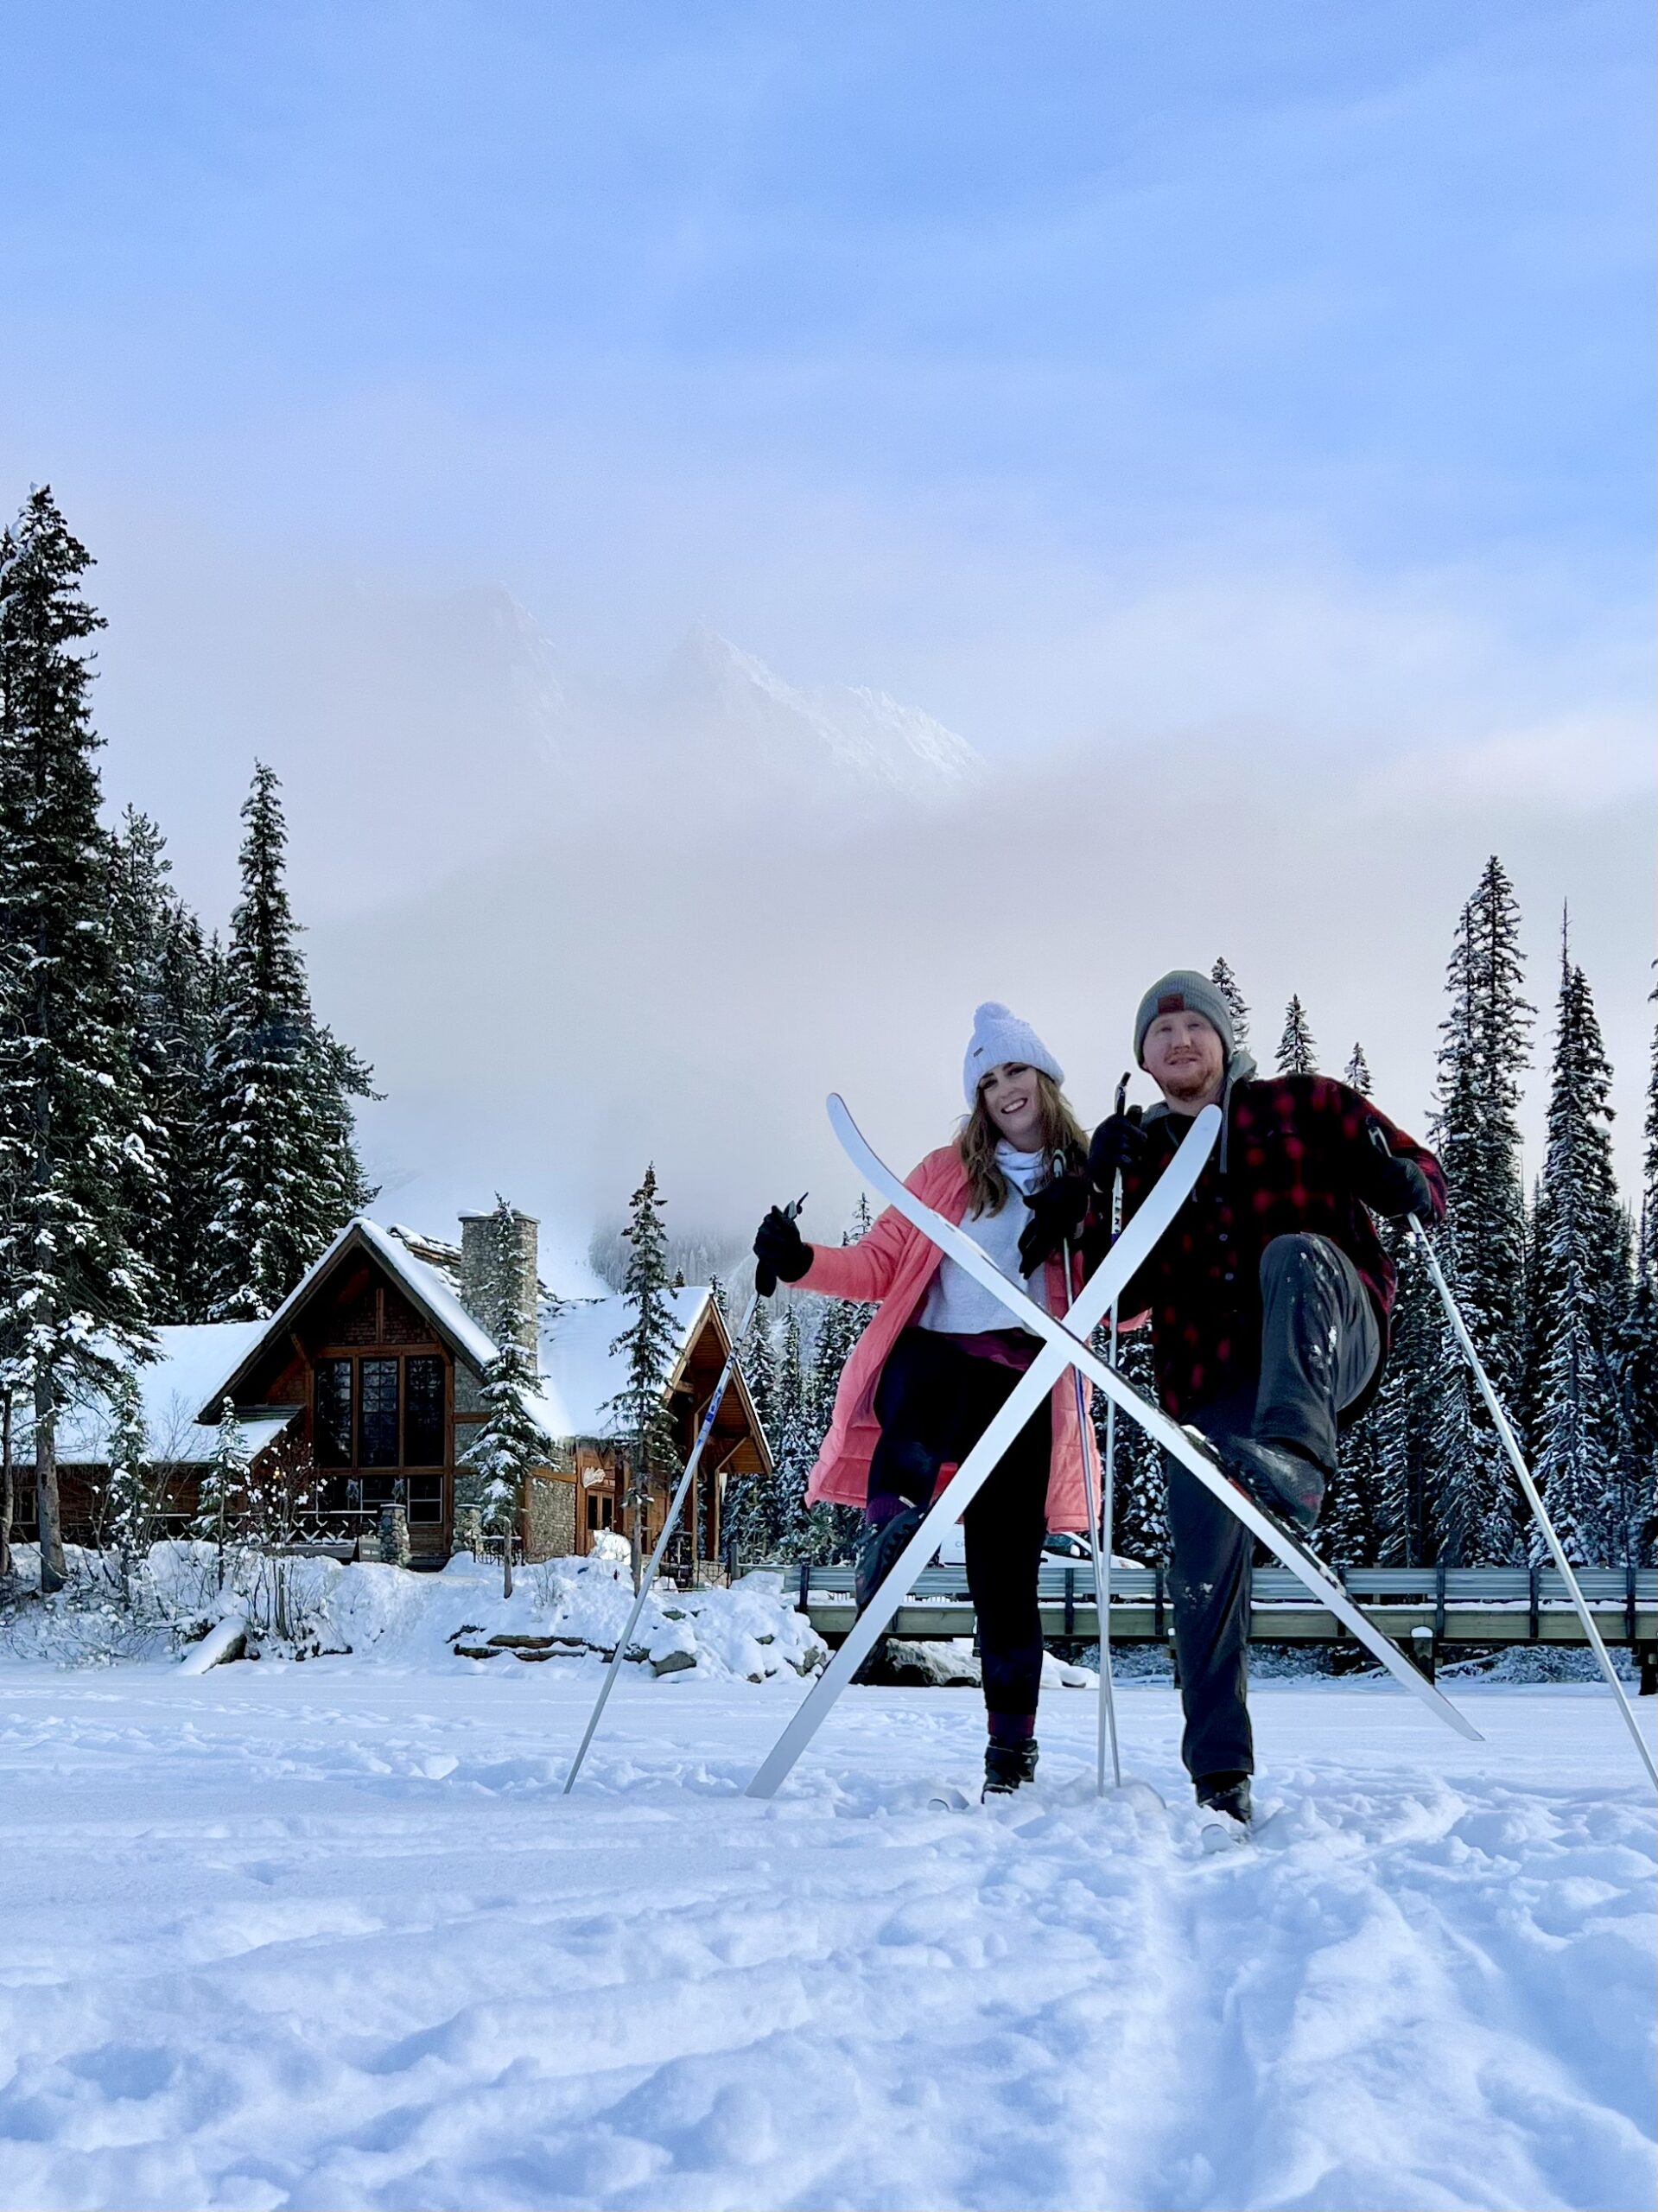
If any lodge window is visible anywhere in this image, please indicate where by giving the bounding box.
[405,1357,444,1465]
[313,1354,448,1471]
[315,1360,353,1467]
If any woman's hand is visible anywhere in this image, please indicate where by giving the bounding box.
[753,1204,812,1293]
[1017,1173,1090,1272]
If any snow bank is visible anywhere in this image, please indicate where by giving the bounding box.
[0,1542,828,1686]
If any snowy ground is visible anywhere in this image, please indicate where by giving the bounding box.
[0,1655,1653,2212]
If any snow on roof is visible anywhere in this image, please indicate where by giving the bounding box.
[528,1286,712,1445]
[53,1323,295,1466]
[191,1216,502,1415]
[353,1218,499,1376]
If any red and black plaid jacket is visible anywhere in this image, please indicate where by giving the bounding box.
[1109,1074,1446,1421]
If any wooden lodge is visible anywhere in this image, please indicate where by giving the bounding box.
[19,1210,771,1573]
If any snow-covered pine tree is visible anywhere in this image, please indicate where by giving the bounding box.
[1275,995,1318,1077]
[1369,1223,1439,1564]
[1616,977,1658,1563]
[771,1305,818,1558]
[203,763,377,1320]
[195,1398,249,1586]
[0,487,157,1591]
[1343,1042,1372,1094]
[1528,931,1629,1564]
[104,1365,153,1605]
[1094,1323,1167,1566]
[462,1198,546,1598]
[1425,858,1532,1564]
[605,1166,682,1589]
[1210,959,1250,1047]
[108,810,225,1325]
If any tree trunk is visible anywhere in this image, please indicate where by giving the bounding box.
[35,1372,66,1592]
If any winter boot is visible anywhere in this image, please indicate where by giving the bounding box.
[1195,1770,1253,1828]
[853,1504,925,1617]
[982,1736,1039,1799]
[1223,1436,1325,1533]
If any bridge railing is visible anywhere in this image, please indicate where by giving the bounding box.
[758,1560,1658,1658]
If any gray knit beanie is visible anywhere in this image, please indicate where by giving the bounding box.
[1133,969,1235,1066]
[962,1002,1064,1105]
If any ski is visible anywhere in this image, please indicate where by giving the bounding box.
[1199,1810,1250,1853]
[743,1100,1223,1800]
[823,1093,1484,1747]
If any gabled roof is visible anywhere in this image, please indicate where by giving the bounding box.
[50,1324,295,1467]
[530,1285,715,1443]
[200,1216,498,1418]
[192,1216,756,1459]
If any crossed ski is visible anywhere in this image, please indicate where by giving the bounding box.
[745,1094,1479,1800]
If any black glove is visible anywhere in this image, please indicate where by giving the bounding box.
[1360,1128,1436,1222]
[753,1204,811,1293]
[1087,1107,1147,1194]
[1017,1173,1089,1273]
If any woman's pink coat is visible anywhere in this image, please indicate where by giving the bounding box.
[799,1145,1100,1533]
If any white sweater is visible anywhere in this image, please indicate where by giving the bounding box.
[916,1143,1053,1336]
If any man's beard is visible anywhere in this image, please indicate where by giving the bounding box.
[1161,1065,1220,1107]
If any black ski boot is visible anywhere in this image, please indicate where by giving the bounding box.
[1223,1436,1325,1533]
[982,1737,1039,1799]
[1195,1769,1253,1845]
[853,1505,925,1616]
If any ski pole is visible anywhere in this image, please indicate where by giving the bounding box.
[1055,1153,1112,1795]
[1375,1134,1656,1792]
[563,1196,805,1795]
[1096,1071,1133,1791]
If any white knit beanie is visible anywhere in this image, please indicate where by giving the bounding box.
[962,1002,1064,1105]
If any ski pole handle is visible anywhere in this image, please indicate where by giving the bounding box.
[755,1192,808,1299]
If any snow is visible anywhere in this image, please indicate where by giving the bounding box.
[0,1612,1651,2212]
[530,1287,711,1443]
[48,1324,288,1465]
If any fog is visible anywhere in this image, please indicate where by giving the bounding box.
[85,557,1648,1287]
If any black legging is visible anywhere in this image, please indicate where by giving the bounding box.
[870,1328,1053,1723]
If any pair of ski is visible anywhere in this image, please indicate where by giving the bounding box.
[743,1094,1480,1804]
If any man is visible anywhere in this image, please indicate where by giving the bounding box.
[1022,969,1445,1831]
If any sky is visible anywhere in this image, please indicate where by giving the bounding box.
[1,2,1652,1272]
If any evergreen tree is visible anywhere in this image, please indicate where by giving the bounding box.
[104,1365,154,1604]
[1617,977,1658,1564]
[462,1198,545,1598]
[1369,1224,1439,1564]
[1343,1042,1372,1094]
[108,810,222,1323]
[1275,995,1318,1077]
[1426,859,1531,1563]
[605,1166,682,1588]
[771,1305,816,1557]
[0,487,156,1591]
[1095,1325,1168,1566]
[204,763,377,1320]
[1210,959,1250,1047]
[1528,936,1629,1564]
[195,1398,248,1586]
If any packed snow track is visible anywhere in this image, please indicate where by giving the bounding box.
[0,1665,1652,2212]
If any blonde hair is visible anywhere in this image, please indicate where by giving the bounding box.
[958,1070,1088,1218]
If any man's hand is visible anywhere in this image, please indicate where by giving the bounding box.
[1087,1107,1147,1194]
[1361,1128,1436,1223]
[1017,1173,1089,1273]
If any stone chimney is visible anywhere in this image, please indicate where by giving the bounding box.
[458,1205,540,1369]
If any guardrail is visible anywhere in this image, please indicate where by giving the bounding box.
[759,1560,1658,1687]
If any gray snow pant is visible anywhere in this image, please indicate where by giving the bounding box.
[1164,1232,1381,1783]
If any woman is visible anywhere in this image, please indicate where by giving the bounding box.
[752,1003,1100,1797]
